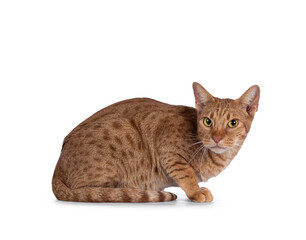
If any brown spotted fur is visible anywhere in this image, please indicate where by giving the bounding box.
[52,82,260,202]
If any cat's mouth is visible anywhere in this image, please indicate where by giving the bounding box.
[209,145,228,154]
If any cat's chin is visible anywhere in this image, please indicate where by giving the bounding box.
[209,146,228,154]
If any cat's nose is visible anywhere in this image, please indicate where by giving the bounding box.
[212,136,223,143]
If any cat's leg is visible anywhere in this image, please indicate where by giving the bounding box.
[52,177,177,202]
[161,155,213,202]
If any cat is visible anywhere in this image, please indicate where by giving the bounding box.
[52,82,260,203]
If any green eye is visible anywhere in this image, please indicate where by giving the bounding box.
[228,119,239,128]
[203,117,212,127]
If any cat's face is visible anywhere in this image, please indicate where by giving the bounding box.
[193,83,260,154]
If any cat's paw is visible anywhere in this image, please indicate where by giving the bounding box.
[200,187,214,202]
[189,187,214,203]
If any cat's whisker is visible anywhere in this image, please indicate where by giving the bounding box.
[233,143,242,149]
[184,133,198,137]
[199,146,207,176]
[184,141,203,149]
[189,144,205,163]
[230,144,241,155]
[184,136,200,142]
[183,137,199,141]
[189,145,201,162]
[183,134,200,140]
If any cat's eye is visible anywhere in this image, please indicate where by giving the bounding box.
[228,119,239,128]
[203,117,212,127]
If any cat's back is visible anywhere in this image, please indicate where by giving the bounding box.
[64,98,195,140]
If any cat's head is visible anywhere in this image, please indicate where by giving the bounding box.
[192,82,260,154]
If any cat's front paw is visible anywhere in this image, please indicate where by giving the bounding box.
[189,187,214,203]
[200,187,213,202]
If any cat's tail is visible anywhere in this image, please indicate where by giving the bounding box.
[52,177,177,203]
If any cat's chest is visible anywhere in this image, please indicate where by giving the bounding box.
[199,151,236,181]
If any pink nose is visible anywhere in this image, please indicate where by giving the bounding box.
[212,136,223,143]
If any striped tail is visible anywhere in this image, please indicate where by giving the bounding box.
[52,178,177,203]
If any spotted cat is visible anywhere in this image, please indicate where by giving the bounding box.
[52,82,260,202]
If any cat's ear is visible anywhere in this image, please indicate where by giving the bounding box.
[235,85,260,116]
[192,82,215,110]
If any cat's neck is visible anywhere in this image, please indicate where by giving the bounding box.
[190,144,241,182]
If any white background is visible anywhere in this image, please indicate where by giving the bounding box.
[1,0,305,239]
